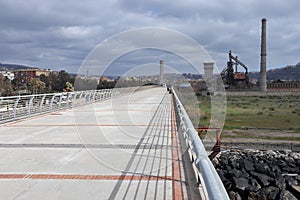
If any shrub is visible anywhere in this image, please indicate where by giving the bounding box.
[269,107,275,111]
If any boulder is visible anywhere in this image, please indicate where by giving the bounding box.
[248,178,261,192]
[230,168,244,178]
[260,186,279,200]
[254,161,272,176]
[228,191,242,200]
[241,158,255,172]
[233,177,249,191]
[280,190,298,200]
[250,171,272,187]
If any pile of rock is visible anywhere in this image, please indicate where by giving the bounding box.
[213,150,300,200]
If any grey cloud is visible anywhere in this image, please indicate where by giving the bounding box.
[0,0,299,74]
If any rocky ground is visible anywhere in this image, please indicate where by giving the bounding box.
[213,150,300,200]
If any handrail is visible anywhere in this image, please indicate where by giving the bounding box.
[172,88,229,200]
[0,87,136,124]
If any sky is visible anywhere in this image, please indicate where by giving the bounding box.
[0,0,300,75]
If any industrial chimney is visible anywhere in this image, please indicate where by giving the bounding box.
[260,18,267,91]
[160,60,164,86]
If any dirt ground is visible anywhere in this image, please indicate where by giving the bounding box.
[221,129,300,151]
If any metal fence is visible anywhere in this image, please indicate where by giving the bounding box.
[172,88,229,200]
[0,88,135,124]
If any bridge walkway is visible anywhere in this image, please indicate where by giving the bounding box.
[0,87,200,200]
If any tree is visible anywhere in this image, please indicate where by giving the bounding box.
[49,70,72,92]
[39,74,51,92]
[0,74,13,96]
[28,78,46,94]
[11,78,20,91]
[48,71,58,91]
[39,74,49,86]
[63,81,74,92]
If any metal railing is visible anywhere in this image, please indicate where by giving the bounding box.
[172,88,229,200]
[0,88,135,124]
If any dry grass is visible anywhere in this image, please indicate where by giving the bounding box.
[197,94,300,141]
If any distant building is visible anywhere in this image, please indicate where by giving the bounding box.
[76,74,100,85]
[0,71,15,80]
[14,69,51,84]
[267,81,300,92]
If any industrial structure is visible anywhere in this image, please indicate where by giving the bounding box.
[221,18,268,91]
[221,51,249,89]
[159,60,164,86]
[203,62,215,92]
[260,18,267,91]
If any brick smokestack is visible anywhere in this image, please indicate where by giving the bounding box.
[260,18,267,91]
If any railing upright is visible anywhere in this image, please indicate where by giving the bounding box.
[12,98,19,118]
[39,95,46,113]
[28,96,34,115]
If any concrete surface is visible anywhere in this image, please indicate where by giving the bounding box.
[0,87,200,200]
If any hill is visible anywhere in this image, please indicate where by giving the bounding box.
[0,63,33,70]
[250,62,300,81]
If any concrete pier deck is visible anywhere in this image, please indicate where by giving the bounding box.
[0,87,200,200]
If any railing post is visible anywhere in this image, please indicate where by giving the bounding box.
[94,91,99,101]
[88,91,93,102]
[59,94,63,107]
[50,95,56,111]
[72,92,78,107]
[100,90,104,101]
[92,90,96,102]
[39,95,46,113]
[13,98,20,119]
[78,92,83,105]
[27,96,34,115]
[105,89,108,99]
[66,93,71,108]
[86,91,90,103]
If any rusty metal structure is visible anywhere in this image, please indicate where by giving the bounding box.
[197,127,221,160]
[220,18,268,90]
[221,50,249,89]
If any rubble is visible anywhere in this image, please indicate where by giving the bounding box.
[213,150,300,199]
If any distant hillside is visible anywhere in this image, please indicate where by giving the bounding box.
[0,63,33,70]
[250,62,300,81]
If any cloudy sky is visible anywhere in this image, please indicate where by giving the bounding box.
[0,0,300,75]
